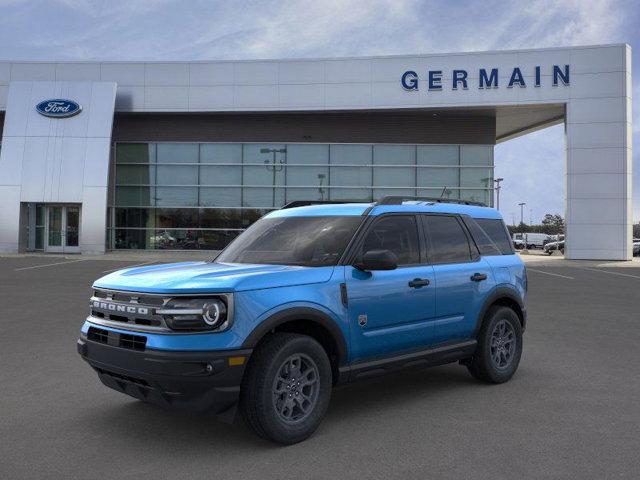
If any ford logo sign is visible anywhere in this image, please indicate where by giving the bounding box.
[36,99,82,118]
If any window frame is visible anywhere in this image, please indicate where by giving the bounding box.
[343,213,426,268]
[420,213,480,266]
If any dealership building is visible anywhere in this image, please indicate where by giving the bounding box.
[0,44,633,259]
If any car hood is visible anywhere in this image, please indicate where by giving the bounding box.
[93,262,335,294]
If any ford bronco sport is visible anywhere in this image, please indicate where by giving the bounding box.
[78,196,526,444]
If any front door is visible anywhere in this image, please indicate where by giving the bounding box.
[45,205,81,253]
[345,214,436,362]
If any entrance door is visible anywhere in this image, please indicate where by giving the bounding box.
[45,205,81,253]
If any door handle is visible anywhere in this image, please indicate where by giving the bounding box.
[470,273,488,282]
[408,278,430,288]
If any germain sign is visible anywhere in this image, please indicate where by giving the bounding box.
[36,99,82,118]
[401,65,570,91]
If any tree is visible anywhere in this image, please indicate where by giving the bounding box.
[541,214,564,234]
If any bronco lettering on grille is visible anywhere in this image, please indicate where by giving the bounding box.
[92,300,149,315]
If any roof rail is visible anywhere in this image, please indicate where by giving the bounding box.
[280,200,363,209]
[376,196,487,207]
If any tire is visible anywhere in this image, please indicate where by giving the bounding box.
[467,306,523,384]
[239,333,332,444]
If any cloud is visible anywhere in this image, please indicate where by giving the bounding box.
[0,0,637,221]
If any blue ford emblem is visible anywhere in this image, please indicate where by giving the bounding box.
[36,99,82,118]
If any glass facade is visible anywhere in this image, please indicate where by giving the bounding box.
[110,142,494,250]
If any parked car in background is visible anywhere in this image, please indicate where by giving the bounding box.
[543,240,565,255]
[633,238,640,256]
[512,232,552,249]
[513,238,525,250]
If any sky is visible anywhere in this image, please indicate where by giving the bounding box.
[0,0,638,224]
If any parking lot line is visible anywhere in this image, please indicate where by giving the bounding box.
[14,259,86,271]
[579,267,640,279]
[101,260,158,273]
[526,268,575,280]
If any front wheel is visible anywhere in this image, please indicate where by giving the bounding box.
[467,306,523,383]
[240,333,332,444]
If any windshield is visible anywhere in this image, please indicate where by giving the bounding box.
[215,216,362,266]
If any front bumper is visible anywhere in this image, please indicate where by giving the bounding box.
[77,335,251,415]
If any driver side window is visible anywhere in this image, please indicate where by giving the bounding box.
[360,215,420,265]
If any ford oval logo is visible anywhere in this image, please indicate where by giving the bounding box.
[36,99,82,118]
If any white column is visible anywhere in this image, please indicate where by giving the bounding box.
[565,45,632,260]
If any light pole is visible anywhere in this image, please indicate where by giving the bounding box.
[261,147,287,207]
[518,202,526,225]
[494,177,504,210]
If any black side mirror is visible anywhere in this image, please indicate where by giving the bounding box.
[354,249,398,271]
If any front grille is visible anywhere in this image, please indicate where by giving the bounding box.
[120,333,147,351]
[87,326,109,344]
[87,326,147,351]
[90,289,169,332]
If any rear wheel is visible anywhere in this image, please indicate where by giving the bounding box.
[240,333,332,444]
[467,306,523,383]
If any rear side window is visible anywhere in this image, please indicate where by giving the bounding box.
[423,215,472,264]
[361,215,420,265]
[473,218,514,255]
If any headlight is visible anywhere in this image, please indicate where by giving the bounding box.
[157,297,229,332]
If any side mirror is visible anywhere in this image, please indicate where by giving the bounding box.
[354,249,398,271]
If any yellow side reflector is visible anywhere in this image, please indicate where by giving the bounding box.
[228,356,246,366]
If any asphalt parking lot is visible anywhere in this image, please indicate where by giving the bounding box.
[1,255,639,479]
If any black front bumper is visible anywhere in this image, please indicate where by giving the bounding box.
[78,335,251,415]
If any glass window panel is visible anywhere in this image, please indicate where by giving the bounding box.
[156,165,198,185]
[331,188,371,201]
[330,144,371,166]
[285,187,325,202]
[417,188,459,200]
[286,145,329,202]
[243,144,286,186]
[154,208,199,229]
[424,215,472,264]
[200,144,242,164]
[460,145,493,166]
[199,187,242,207]
[243,187,285,208]
[115,208,153,228]
[35,205,45,226]
[373,188,415,200]
[417,145,459,166]
[460,189,492,206]
[35,226,44,250]
[116,165,155,185]
[200,165,241,185]
[330,145,372,200]
[116,143,155,164]
[113,228,150,249]
[373,145,414,188]
[417,167,458,189]
[460,167,493,187]
[157,143,199,164]
[115,186,154,207]
[361,216,420,265]
[199,209,245,229]
[155,187,198,207]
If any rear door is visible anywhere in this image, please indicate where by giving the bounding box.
[345,214,436,362]
[421,214,495,344]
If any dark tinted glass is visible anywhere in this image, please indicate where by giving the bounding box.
[475,218,514,254]
[464,217,501,256]
[216,216,362,266]
[424,215,472,264]
[361,216,420,265]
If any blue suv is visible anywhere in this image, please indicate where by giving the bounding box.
[78,196,526,444]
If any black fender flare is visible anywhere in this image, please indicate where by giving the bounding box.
[473,286,526,336]
[241,307,348,365]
